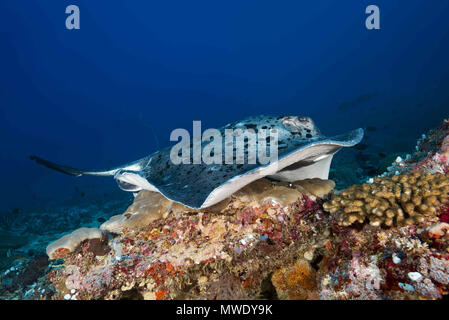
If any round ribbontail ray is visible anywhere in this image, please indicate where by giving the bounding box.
[30,115,363,209]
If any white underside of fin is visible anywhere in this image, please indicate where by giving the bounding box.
[201,144,341,208]
[267,154,333,181]
[114,171,158,192]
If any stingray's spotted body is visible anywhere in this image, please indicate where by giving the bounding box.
[31,115,363,209]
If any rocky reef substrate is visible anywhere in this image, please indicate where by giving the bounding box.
[2,119,449,300]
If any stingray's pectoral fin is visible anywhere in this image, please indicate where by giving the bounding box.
[29,155,117,177]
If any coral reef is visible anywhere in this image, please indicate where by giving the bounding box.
[312,119,449,300]
[324,172,449,227]
[99,178,335,236]
[45,178,332,300]
[3,118,449,301]
[100,191,178,234]
[314,220,449,300]
[380,119,449,177]
[0,197,130,300]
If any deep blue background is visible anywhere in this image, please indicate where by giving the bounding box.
[1,1,449,211]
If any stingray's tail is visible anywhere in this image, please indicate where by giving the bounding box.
[29,155,119,177]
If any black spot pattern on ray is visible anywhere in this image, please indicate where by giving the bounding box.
[134,115,363,208]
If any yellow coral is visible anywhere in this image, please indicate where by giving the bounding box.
[323,172,449,227]
[271,259,317,300]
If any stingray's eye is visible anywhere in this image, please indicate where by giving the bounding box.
[298,117,311,123]
[282,116,303,133]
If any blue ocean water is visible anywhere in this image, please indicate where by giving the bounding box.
[0,0,448,214]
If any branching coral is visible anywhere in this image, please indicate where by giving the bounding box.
[323,172,449,227]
